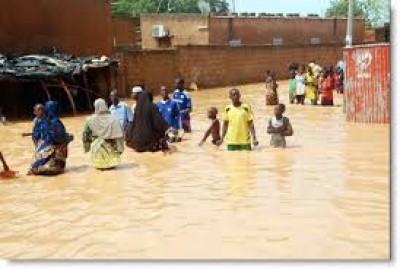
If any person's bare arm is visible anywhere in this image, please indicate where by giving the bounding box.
[199,121,215,146]
[249,121,259,146]
[282,119,294,137]
[267,119,274,134]
[216,120,228,146]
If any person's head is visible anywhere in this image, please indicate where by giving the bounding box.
[310,59,316,64]
[307,66,313,75]
[94,98,109,115]
[229,88,241,106]
[33,104,44,118]
[274,104,286,117]
[131,85,144,101]
[44,101,59,119]
[207,107,218,119]
[323,68,329,78]
[160,86,169,100]
[299,65,305,74]
[175,77,185,91]
[109,90,119,105]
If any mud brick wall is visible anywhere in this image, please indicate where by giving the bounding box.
[116,44,344,95]
[115,49,177,95]
[112,16,139,47]
[0,0,113,56]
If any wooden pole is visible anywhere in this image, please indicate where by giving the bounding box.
[60,79,77,115]
[39,81,52,101]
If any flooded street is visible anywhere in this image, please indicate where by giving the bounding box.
[0,82,389,259]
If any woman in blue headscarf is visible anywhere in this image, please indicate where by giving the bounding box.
[28,101,73,176]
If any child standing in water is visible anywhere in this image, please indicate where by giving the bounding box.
[22,104,45,146]
[199,107,221,146]
[267,104,293,148]
[288,74,296,104]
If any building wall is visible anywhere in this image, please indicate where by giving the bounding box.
[112,16,139,47]
[209,17,365,45]
[140,14,210,49]
[0,0,113,56]
[140,15,365,48]
[115,49,177,95]
[116,44,344,95]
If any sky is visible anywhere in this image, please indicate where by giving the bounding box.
[232,0,331,16]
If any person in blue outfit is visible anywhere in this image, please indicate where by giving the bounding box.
[109,90,133,135]
[172,77,192,133]
[28,101,73,176]
[156,86,181,143]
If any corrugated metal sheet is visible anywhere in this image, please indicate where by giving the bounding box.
[344,43,390,123]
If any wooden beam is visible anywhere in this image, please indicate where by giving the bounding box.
[60,79,77,115]
[39,81,52,101]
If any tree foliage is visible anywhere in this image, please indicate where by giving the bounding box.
[112,0,230,16]
[326,0,390,26]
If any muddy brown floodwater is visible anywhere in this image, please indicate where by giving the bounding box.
[0,82,389,259]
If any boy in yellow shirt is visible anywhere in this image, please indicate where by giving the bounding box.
[217,88,258,151]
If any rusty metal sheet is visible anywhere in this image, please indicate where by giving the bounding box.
[344,43,390,124]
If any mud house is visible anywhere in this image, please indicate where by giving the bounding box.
[0,0,116,118]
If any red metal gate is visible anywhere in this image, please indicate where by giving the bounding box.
[344,43,390,123]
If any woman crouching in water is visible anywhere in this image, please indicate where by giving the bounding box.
[83,99,124,170]
[28,101,73,175]
[126,90,170,153]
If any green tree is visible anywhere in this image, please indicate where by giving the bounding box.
[325,0,390,26]
[112,0,230,16]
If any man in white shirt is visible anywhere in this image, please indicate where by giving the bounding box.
[130,86,143,117]
[109,90,133,133]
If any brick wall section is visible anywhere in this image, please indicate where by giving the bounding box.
[0,0,113,56]
[115,49,176,95]
[177,45,344,87]
[209,17,365,45]
[141,14,209,49]
[116,44,344,96]
[112,16,138,47]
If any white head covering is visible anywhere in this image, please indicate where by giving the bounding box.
[86,99,123,139]
[132,86,143,94]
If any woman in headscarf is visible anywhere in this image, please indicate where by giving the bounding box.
[126,91,170,153]
[28,101,73,176]
[305,66,318,105]
[83,99,124,170]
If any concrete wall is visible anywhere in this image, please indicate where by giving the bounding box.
[141,14,209,49]
[209,17,365,45]
[0,0,113,56]
[116,44,344,95]
[139,14,365,48]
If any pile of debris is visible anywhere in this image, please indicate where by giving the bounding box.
[0,50,117,82]
[0,49,119,117]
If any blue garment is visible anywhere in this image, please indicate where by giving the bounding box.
[31,101,72,169]
[32,116,45,142]
[156,99,180,130]
[109,101,133,129]
[172,89,192,121]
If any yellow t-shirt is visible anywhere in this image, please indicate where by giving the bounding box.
[222,103,253,145]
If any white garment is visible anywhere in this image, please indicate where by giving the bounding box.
[86,99,124,140]
[295,74,306,95]
[271,116,284,128]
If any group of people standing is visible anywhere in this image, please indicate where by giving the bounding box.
[21,78,193,175]
[288,60,344,106]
